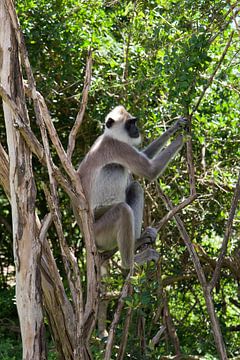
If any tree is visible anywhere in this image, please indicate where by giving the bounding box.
[0,2,45,358]
[0,2,99,359]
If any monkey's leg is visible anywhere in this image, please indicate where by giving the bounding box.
[126,181,144,240]
[126,181,157,247]
[94,203,135,269]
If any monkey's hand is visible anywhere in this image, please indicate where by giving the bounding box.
[182,133,191,143]
[175,117,189,131]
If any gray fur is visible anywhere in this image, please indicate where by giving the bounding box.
[77,106,188,269]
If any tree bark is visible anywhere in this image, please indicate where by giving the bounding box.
[0,2,46,359]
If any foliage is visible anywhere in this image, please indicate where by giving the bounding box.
[1,0,240,358]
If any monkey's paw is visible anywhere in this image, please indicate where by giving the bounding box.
[176,117,189,131]
[134,248,160,265]
[182,133,191,143]
[141,226,158,243]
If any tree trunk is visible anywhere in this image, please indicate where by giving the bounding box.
[0,2,46,359]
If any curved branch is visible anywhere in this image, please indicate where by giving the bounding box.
[67,49,92,160]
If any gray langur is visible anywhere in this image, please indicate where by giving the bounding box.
[77,105,189,269]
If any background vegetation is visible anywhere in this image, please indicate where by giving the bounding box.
[0,0,239,358]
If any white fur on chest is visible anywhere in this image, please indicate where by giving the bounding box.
[90,164,130,210]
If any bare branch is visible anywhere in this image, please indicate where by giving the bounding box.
[163,294,181,357]
[6,3,82,193]
[157,186,206,286]
[0,143,10,199]
[151,326,166,347]
[104,272,133,360]
[191,30,234,115]
[39,213,52,243]
[67,49,92,160]
[43,185,84,348]
[209,171,240,291]
[116,303,133,360]
[186,132,197,196]
[156,186,228,359]
[155,193,197,231]
[0,82,78,202]
[229,5,240,37]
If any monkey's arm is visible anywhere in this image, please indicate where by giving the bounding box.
[80,134,187,183]
[143,118,188,158]
[121,134,186,180]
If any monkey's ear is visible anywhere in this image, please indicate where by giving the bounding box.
[106,117,115,128]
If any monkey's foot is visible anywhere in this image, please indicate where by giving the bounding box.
[134,248,160,265]
[99,248,117,264]
[135,227,158,251]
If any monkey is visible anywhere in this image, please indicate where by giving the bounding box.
[77,105,189,270]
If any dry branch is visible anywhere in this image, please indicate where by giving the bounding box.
[155,193,197,231]
[104,272,133,360]
[209,171,240,290]
[157,186,206,287]
[67,49,92,160]
[116,298,133,360]
[0,124,76,359]
[151,326,166,347]
[0,83,77,200]
[157,186,228,359]
[0,143,10,199]
[163,294,181,357]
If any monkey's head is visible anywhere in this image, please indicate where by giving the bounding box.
[104,106,141,146]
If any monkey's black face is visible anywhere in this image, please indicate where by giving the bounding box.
[125,118,140,138]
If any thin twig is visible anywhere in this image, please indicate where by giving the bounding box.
[104,271,133,360]
[155,193,197,231]
[209,171,240,291]
[157,186,228,359]
[191,30,234,116]
[157,186,207,287]
[116,299,133,360]
[186,133,197,196]
[227,0,240,37]
[67,49,92,160]
[162,293,181,356]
